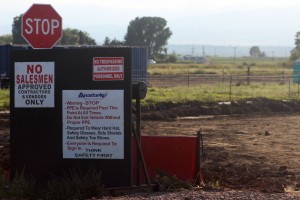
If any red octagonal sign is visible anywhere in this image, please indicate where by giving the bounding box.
[22,4,62,49]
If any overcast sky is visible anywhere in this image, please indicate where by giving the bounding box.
[1,0,300,46]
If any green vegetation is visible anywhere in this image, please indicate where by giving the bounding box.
[290,31,300,61]
[0,89,9,110]
[142,59,299,104]
[0,167,103,199]
[143,82,300,104]
[210,56,289,67]
[2,15,96,45]
[0,34,12,44]
[0,169,38,199]
[46,166,103,200]
[148,58,292,76]
[125,17,172,58]
[0,59,297,110]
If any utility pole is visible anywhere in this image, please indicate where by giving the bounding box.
[233,47,236,65]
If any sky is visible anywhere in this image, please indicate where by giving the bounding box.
[1,0,300,47]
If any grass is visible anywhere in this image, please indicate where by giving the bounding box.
[2,81,299,108]
[46,166,103,200]
[143,59,299,104]
[143,82,300,105]
[0,166,103,199]
[210,56,289,65]
[148,57,292,76]
[0,169,38,199]
[0,89,9,110]
[0,57,297,109]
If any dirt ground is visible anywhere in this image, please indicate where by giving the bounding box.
[141,113,300,192]
[140,99,300,195]
[1,98,300,197]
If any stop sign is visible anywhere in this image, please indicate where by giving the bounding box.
[22,4,62,49]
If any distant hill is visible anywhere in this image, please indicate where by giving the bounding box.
[167,44,293,57]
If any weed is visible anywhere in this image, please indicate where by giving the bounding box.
[0,168,38,199]
[154,172,194,192]
[215,179,219,190]
[0,89,9,110]
[0,166,104,199]
[46,166,104,200]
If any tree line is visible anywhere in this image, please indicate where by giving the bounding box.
[5,16,97,45]
[0,15,172,59]
[2,14,300,61]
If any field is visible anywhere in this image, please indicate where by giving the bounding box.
[148,57,291,76]
[1,59,300,198]
[143,60,300,196]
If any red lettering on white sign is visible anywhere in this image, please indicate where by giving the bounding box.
[93,57,124,81]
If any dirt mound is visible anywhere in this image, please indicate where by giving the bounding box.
[141,98,300,120]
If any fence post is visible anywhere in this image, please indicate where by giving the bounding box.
[187,67,190,88]
[229,76,232,101]
[196,130,204,186]
[297,74,299,96]
[247,66,250,85]
[289,81,291,98]
[222,68,224,85]
[282,65,285,83]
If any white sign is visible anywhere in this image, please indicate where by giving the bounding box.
[14,62,55,107]
[93,57,124,81]
[62,90,124,159]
